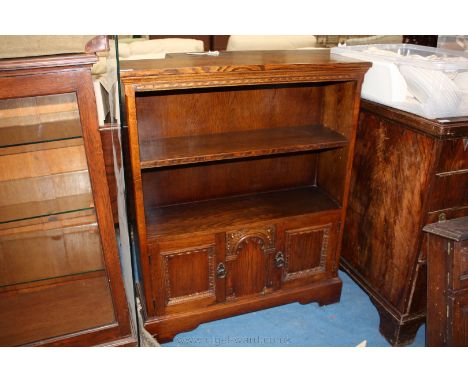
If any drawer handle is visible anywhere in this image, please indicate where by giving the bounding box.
[275,251,285,268]
[216,263,227,279]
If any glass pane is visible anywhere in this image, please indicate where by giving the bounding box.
[0,93,82,148]
[0,210,104,287]
[0,140,93,225]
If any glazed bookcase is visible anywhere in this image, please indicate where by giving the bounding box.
[0,54,132,346]
[121,50,370,342]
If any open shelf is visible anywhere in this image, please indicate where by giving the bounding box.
[0,210,104,288]
[0,149,92,225]
[0,193,94,225]
[146,186,341,238]
[0,267,105,291]
[140,125,348,169]
[0,271,115,346]
[0,119,82,149]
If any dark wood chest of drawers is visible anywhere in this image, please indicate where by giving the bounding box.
[341,99,468,346]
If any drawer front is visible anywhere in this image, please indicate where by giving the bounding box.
[429,137,468,213]
[149,234,223,316]
[277,213,340,289]
[436,138,468,174]
[428,172,468,212]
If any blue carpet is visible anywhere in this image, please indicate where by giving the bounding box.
[162,271,425,347]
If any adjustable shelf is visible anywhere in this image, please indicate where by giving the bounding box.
[0,119,82,149]
[0,209,104,288]
[0,193,94,225]
[0,166,93,225]
[140,124,348,169]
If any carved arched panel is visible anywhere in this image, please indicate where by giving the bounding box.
[225,226,275,299]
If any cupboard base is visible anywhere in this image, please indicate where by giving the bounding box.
[144,277,342,343]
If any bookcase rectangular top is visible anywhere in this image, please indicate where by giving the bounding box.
[120,49,372,81]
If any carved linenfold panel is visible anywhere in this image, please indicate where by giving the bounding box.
[162,245,215,306]
[225,225,275,261]
[284,224,331,281]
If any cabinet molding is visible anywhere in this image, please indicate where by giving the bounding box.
[162,245,216,306]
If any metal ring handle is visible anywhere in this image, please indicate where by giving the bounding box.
[275,251,285,268]
[216,263,227,278]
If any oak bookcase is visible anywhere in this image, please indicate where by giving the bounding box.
[121,50,370,342]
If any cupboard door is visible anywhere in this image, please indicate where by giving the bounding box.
[225,225,276,300]
[149,234,224,316]
[278,214,340,289]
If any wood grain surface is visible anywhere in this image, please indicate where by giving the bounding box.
[140,125,347,168]
[147,186,340,239]
[123,50,368,339]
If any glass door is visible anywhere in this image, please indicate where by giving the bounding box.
[0,92,116,346]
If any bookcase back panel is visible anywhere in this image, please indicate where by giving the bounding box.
[142,153,317,208]
[135,84,323,140]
